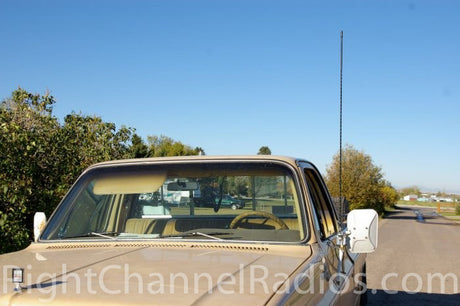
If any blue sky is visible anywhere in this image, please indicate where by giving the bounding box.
[1,0,459,193]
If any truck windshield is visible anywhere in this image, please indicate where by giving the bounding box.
[41,162,306,243]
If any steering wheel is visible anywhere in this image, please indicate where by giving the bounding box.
[229,211,289,230]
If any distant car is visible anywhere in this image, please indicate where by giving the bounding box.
[216,194,245,209]
[194,194,245,209]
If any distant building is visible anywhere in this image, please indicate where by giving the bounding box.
[429,194,454,202]
[403,194,418,201]
[435,197,454,203]
[417,197,432,202]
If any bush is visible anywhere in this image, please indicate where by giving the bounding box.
[1,88,203,254]
[325,145,397,215]
[0,88,133,254]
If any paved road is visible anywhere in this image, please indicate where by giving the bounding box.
[366,205,460,305]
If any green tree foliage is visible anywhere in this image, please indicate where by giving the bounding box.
[0,88,135,253]
[400,186,422,197]
[0,88,203,254]
[325,145,398,214]
[227,176,249,197]
[258,146,272,155]
[58,113,133,188]
[225,146,272,198]
[146,135,203,157]
[1,89,62,253]
[129,133,149,158]
[379,181,400,209]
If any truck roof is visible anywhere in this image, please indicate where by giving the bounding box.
[89,155,310,169]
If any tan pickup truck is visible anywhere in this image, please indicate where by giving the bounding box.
[0,155,377,305]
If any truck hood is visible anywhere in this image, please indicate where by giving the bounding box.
[0,241,312,305]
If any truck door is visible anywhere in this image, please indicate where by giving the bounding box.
[301,164,356,304]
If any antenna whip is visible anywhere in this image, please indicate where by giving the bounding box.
[339,31,344,220]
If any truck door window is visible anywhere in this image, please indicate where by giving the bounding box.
[304,169,337,239]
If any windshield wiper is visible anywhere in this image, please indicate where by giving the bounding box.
[89,232,119,240]
[161,231,230,241]
[61,231,120,240]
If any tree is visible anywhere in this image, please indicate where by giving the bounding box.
[325,145,396,214]
[400,186,421,197]
[146,135,203,157]
[258,146,272,155]
[227,176,249,197]
[129,133,149,158]
[1,88,62,253]
[0,88,133,253]
[0,88,205,254]
[379,181,400,208]
[58,112,133,186]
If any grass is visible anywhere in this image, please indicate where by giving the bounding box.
[439,211,457,216]
[169,198,297,216]
[438,211,460,221]
[395,201,460,221]
[396,200,438,208]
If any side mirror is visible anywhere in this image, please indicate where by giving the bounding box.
[347,209,378,253]
[33,212,47,242]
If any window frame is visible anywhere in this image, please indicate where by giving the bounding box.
[300,162,338,240]
[41,159,310,244]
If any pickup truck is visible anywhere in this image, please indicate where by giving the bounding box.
[0,155,378,305]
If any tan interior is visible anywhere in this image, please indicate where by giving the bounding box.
[124,217,299,236]
[125,218,158,234]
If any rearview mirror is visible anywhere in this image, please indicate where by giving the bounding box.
[347,209,378,253]
[33,212,47,242]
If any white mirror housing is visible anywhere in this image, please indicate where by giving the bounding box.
[347,209,378,253]
[33,212,47,242]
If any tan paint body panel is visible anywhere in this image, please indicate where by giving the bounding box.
[0,156,366,305]
[0,242,312,305]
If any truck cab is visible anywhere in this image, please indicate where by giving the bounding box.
[0,156,377,305]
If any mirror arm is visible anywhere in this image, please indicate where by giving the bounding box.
[336,228,357,276]
[336,230,351,275]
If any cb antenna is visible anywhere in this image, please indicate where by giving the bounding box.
[339,31,344,223]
